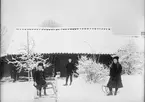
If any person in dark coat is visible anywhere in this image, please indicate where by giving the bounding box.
[64,58,75,86]
[12,64,19,82]
[33,63,47,97]
[107,56,123,96]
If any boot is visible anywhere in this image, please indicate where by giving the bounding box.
[114,88,118,95]
[44,89,47,95]
[63,83,68,86]
[38,90,41,97]
[37,90,39,96]
[107,91,113,96]
[114,91,117,95]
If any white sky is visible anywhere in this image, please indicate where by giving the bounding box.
[1,0,144,55]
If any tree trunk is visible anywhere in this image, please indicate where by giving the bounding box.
[30,70,33,80]
[28,71,30,81]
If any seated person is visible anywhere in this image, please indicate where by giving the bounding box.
[33,63,47,97]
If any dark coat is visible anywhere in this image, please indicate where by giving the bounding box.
[33,70,46,86]
[110,63,122,77]
[66,63,75,74]
[107,62,123,88]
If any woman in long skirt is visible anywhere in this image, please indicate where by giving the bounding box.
[107,56,123,96]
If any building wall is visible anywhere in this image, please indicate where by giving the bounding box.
[1,53,112,78]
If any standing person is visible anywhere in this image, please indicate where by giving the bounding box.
[64,58,75,86]
[107,56,123,96]
[33,63,47,97]
[12,65,18,82]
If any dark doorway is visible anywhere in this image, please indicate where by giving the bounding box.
[60,59,67,77]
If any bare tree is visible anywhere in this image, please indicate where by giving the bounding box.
[40,19,61,27]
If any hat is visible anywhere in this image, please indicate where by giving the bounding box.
[38,62,44,67]
[113,56,119,60]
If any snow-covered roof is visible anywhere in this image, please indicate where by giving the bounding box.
[5,27,144,55]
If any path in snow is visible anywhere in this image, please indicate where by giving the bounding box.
[1,75,144,102]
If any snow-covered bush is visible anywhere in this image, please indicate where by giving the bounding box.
[6,53,51,72]
[5,37,52,80]
[6,53,52,80]
[116,40,144,75]
[76,55,109,83]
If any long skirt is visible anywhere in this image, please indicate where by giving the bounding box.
[107,76,123,88]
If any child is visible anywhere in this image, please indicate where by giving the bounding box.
[106,56,123,96]
[64,58,75,86]
[33,63,47,97]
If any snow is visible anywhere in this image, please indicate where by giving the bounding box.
[6,28,131,54]
[1,75,144,102]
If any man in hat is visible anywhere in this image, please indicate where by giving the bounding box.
[106,56,123,96]
[64,58,75,86]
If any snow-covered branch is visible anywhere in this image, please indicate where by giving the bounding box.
[76,55,109,83]
[115,39,144,75]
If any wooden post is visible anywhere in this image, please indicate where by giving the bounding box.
[27,31,29,56]
[97,54,100,63]
[27,31,30,81]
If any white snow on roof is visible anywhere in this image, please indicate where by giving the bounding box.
[5,27,143,55]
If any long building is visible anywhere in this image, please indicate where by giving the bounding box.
[1,27,143,78]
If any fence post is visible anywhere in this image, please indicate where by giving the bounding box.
[55,72,60,102]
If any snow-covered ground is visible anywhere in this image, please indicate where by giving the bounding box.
[1,75,144,102]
